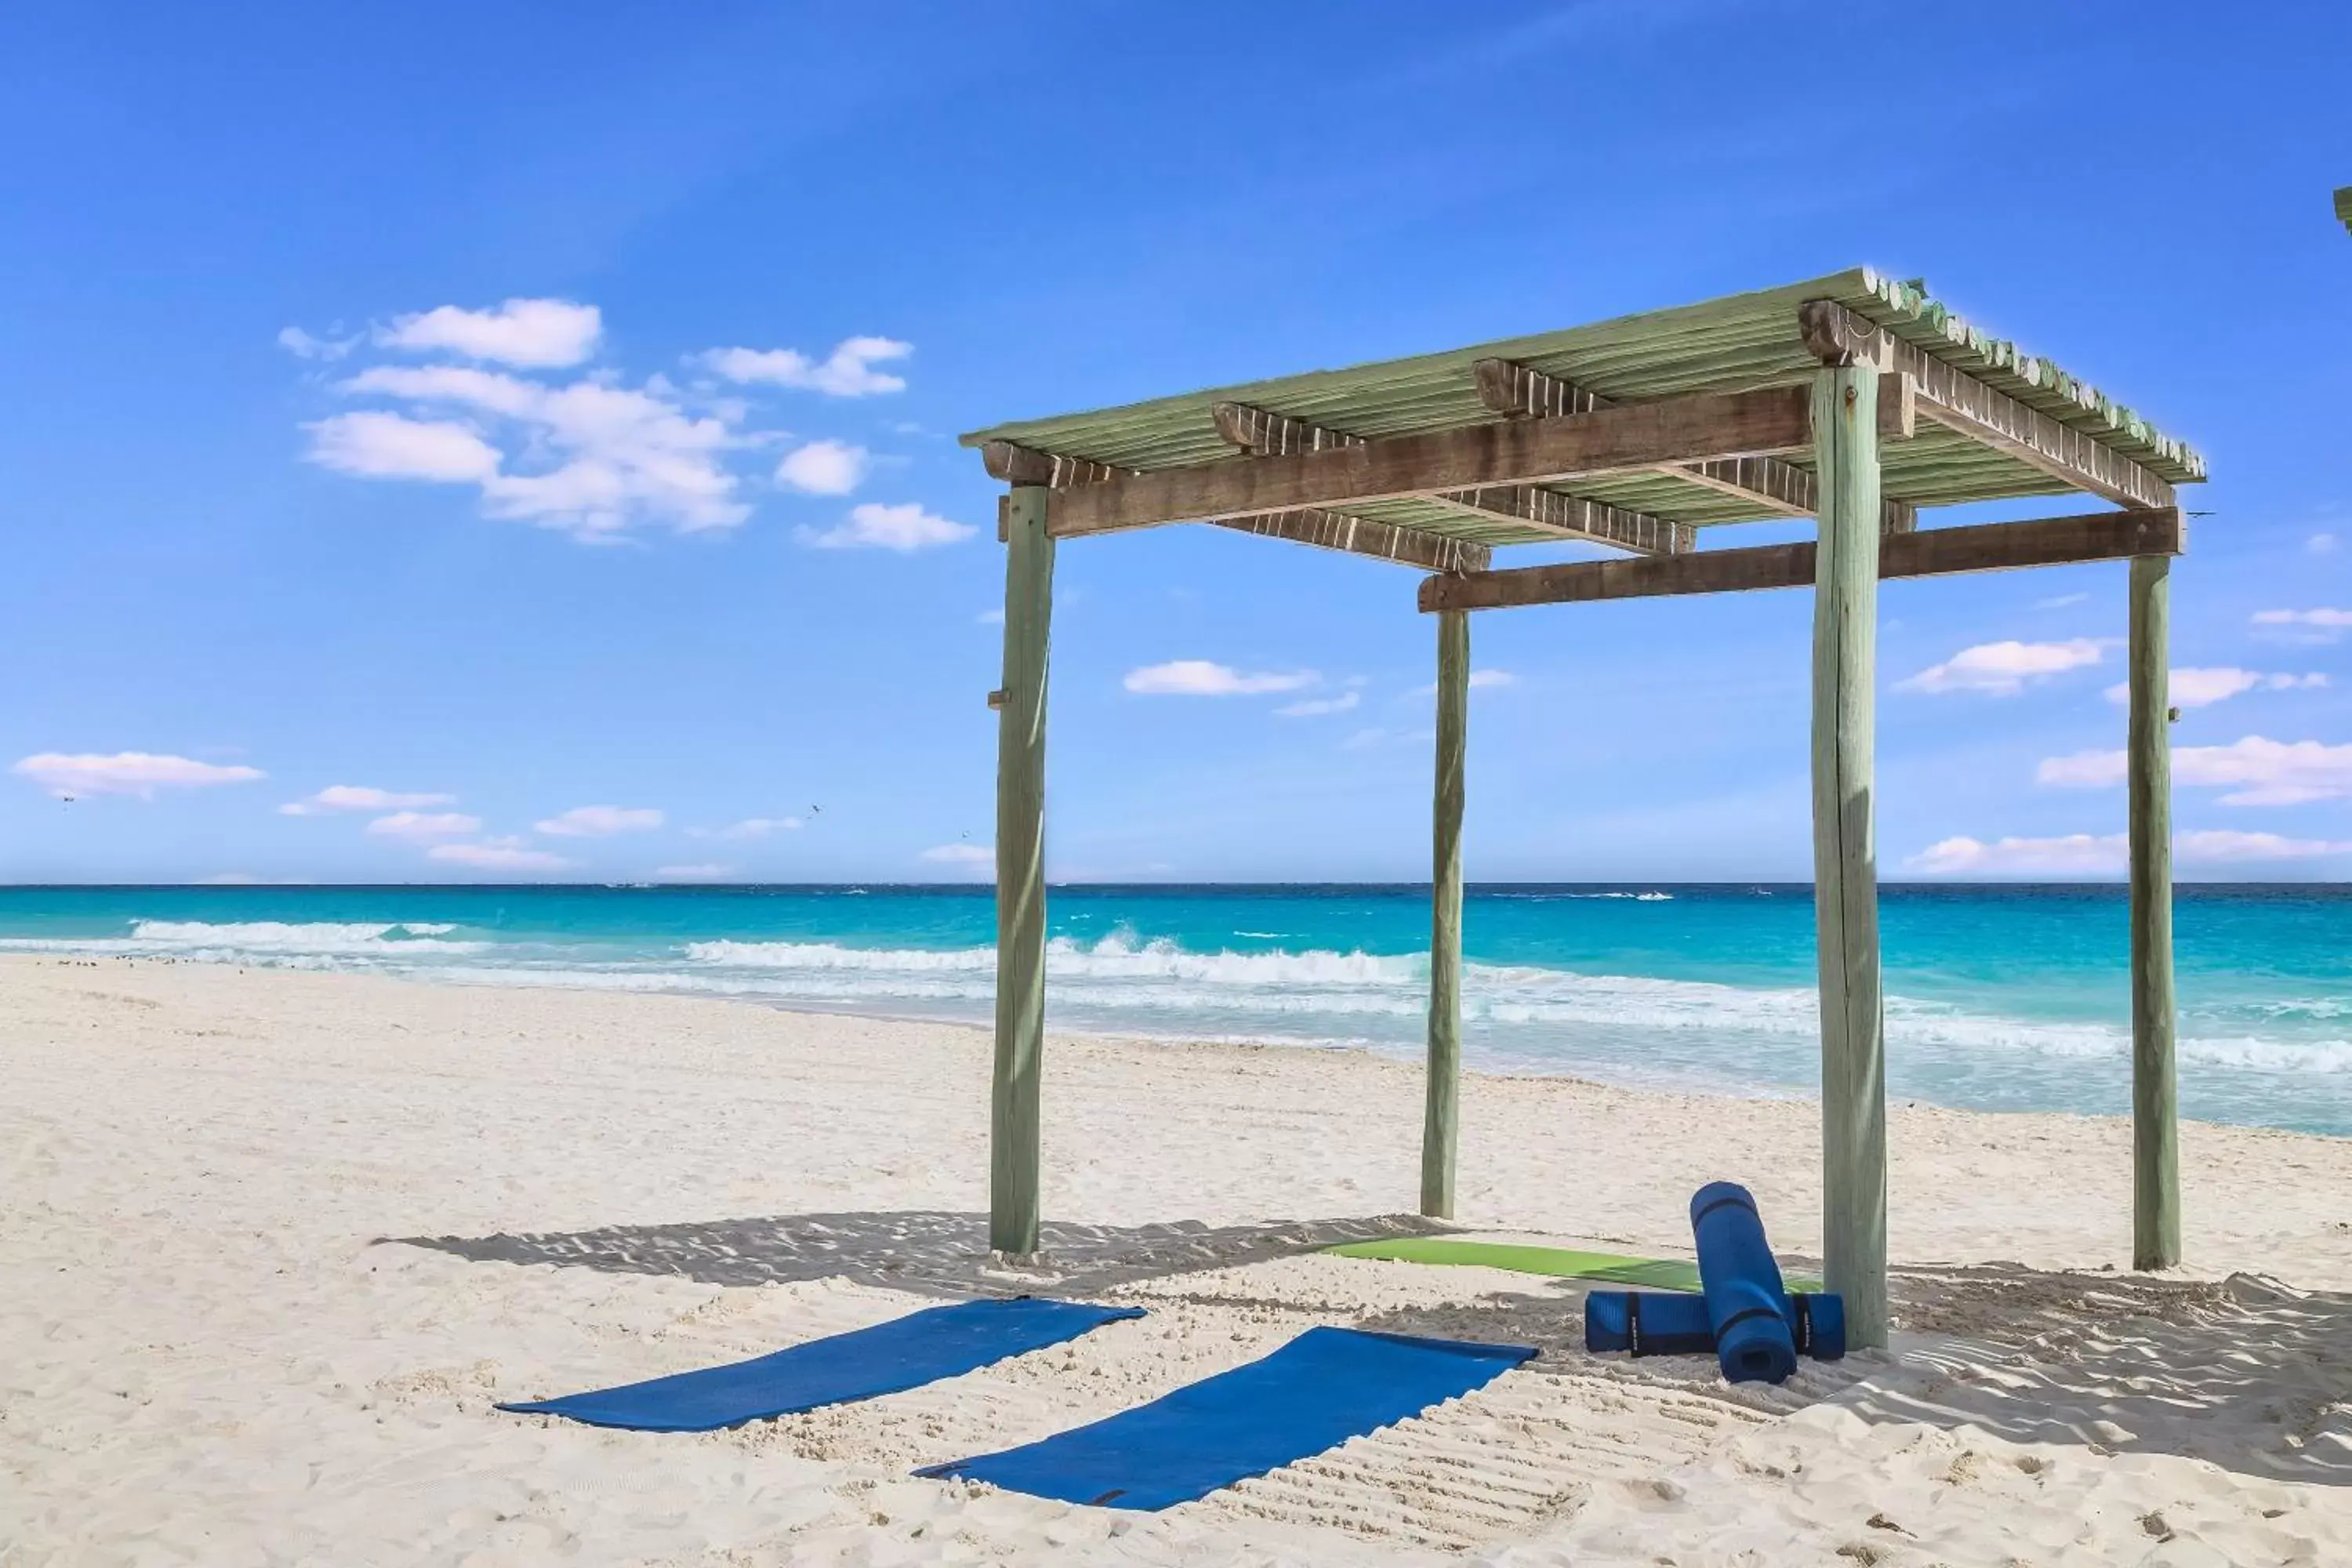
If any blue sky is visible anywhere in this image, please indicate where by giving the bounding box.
[5,2,2351,884]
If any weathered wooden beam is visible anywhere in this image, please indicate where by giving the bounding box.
[1474,357,1917,533]
[1418,506,2183,613]
[1049,385,1823,537]
[1214,401,1690,555]
[985,438,1479,572]
[1210,510,1489,574]
[1798,299,2176,512]
[2129,554,2180,1270]
[1423,608,1468,1221]
[990,485,1054,1255]
[1811,365,1888,1352]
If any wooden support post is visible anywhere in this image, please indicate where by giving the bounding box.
[1810,366,1889,1349]
[2129,554,2181,1269]
[991,485,1054,1254]
[1423,608,1469,1218]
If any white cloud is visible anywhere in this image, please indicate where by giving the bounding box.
[775,439,869,495]
[364,810,482,841]
[701,336,912,397]
[1909,829,2352,875]
[332,364,746,539]
[306,411,501,483]
[688,816,805,840]
[655,863,735,881]
[2252,608,2352,644]
[426,838,575,872]
[920,843,993,865]
[1410,668,1518,699]
[277,325,358,362]
[2100,669,2328,709]
[800,502,973,551]
[2039,735,2352,806]
[13,752,263,799]
[1277,691,1362,717]
[1907,833,2126,875]
[1123,660,1318,696]
[535,804,665,837]
[1896,639,2108,696]
[978,608,1005,626]
[377,299,602,368]
[2312,533,2339,556]
[279,784,456,816]
[2034,592,2088,610]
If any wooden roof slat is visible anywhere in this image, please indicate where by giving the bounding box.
[1421,508,2186,613]
[1472,357,1915,534]
[978,437,1483,572]
[1798,300,2174,513]
[963,269,2205,533]
[1212,401,1690,555]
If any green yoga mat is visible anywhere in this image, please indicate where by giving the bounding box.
[1323,1237,1820,1294]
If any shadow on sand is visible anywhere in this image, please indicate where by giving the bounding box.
[395,1207,1450,1299]
[1350,1261,2352,1488]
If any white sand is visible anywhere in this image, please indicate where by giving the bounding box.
[5,954,2351,1564]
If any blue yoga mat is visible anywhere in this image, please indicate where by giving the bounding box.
[499,1298,1145,1432]
[917,1326,1535,1510]
[1584,1289,1846,1361]
[1690,1181,1798,1384]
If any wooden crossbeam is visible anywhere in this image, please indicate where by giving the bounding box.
[1048,386,1838,539]
[1798,300,2176,512]
[1473,358,1916,533]
[1212,402,1692,555]
[1418,507,2184,613]
[980,439,1486,572]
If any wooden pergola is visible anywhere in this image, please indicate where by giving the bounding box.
[960,270,2205,1349]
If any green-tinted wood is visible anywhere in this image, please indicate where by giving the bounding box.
[2129,554,2181,1269]
[991,485,1054,1255]
[1422,609,1468,1218]
[1810,367,1889,1350]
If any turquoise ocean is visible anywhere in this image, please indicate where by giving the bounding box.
[5,883,2351,1137]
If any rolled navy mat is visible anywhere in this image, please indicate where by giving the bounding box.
[1689,1181,1798,1384]
[1584,1290,1845,1361]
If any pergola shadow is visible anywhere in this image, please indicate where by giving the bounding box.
[1348,1263,2352,1487]
[393,1208,1451,1299]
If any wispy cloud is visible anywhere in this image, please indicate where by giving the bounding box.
[279,785,456,816]
[688,816,804,840]
[799,502,972,551]
[775,439,869,495]
[654,862,735,881]
[2039,735,2352,805]
[426,838,575,872]
[13,752,263,799]
[535,804,664,837]
[1896,639,2108,696]
[363,810,481,841]
[920,843,992,866]
[2100,669,2328,709]
[2034,592,2088,611]
[1276,691,1362,717]
[276,325,359,362]
[376,299,602,368]
[1124,660,1317,696]
[2252,608,2352,644]
[1409,669,1516,699]
[700,336,911,397]
[1909,829,2352,875]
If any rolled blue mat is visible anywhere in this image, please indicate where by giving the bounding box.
[1584,1290,1845,1361]
[1689,1181,1798,1384]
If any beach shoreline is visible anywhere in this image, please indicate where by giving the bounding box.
[7,953,2351,1563]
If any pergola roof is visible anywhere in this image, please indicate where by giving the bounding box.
[963,268,2204,552]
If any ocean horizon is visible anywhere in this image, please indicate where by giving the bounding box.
[7,880,2350,1139]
